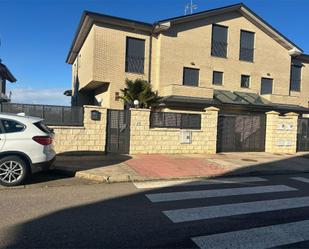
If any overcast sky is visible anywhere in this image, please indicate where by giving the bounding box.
[1,0,308,106]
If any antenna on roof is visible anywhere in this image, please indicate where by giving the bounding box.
[185,0,198,15]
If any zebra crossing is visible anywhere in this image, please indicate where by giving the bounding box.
[134,176,309,249]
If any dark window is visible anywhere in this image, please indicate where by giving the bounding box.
[125,37,145,74]
[211,24,228,58]
[241,75,250,88]
[240,30,255,62]
[290,65,302,92]
[261,78,273,95]
[213,71,223,85]
[183,67,199,86]
[34,122,52,134]
[1,119,25,133]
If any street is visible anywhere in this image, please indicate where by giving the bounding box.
[2,172,309,248]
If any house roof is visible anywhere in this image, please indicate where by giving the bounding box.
[0,62,17,83]
[157,3,302,54]
[67,3,303,64]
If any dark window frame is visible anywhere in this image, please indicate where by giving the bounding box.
[241,74,251,88]
[260,77,273,95]
[182,67,200,87]
[125,36,146,74]
[239,30,255,62]
[211,24,228,58]
[0,119,26,134]
[212,71,224,85]
[290,64,302,92]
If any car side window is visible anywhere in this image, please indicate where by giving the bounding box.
[1,119,25,133]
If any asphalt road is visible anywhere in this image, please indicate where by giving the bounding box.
[2,172,309,248]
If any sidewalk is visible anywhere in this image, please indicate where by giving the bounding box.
[54,152,309,183]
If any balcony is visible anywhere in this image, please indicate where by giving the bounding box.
[161,84,214,99]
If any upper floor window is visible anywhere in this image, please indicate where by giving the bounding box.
[239,30,255,62]
[125,37,145,74]
[261,77,273,95]
[241,75,250,88]
[183,67,199,86]
[213,71,223,85]
[290,64,302,92]
[211,24,228,58]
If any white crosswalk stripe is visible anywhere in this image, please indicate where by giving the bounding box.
[191,220,309,249]
[163,196,309,223]
[141,175,309,248]
[133,176,267,189]
[146,185,296,202]
[291,177,309,183]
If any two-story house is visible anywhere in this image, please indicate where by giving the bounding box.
[66,3,309,115]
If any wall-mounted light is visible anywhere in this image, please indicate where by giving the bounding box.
[190,62,195,66]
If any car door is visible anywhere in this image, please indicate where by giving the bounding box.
[0,120,6,151]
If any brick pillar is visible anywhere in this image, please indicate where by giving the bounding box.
[129,108,151,154]
[203,106,219,154]
[265,111,298,153]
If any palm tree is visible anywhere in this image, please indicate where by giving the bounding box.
[120,79,162,108]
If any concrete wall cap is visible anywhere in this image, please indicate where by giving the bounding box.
[266,111,280,115]
[285,112,299,117]
[129,108,151,112]
[204,106,220,112]
[83,105,107,110]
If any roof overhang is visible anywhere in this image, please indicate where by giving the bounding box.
[0,62,17,83]
[160,92,309,114]
[66,11,153,64]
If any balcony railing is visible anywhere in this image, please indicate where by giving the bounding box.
[240,47,254,62]
[211,41,228,58]
[125,56,145,74]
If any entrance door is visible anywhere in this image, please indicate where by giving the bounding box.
[217,114,266,152]
[106,109,131,154]
[297,118,309,151]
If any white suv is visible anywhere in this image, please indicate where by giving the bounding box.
[0,113,56,186]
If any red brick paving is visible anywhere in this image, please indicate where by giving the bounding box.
[126,154,227,178]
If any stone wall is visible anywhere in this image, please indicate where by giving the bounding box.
[50,105,107,154]
[265,111,298,153]
[129,107,219,154]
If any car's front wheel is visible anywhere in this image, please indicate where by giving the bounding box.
[0,156,29,187]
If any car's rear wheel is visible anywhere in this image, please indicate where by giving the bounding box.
[0,156,29,187]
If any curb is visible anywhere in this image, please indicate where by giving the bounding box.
[54,166,309,184]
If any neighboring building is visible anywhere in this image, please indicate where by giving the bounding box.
[66,3,309,114]
[0,60,16,102]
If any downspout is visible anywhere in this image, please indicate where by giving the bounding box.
[148,26,155,83]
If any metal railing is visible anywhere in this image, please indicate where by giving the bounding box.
[211,41,227,58]
[240,47,254,62]
[125,56,145,74]
[150,112,201,130]
[0,102,84,126]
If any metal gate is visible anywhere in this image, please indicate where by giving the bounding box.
[297,118,309,151]
[106,109,131,154]
[217,114,266,152]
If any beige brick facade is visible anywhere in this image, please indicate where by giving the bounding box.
[68,7,309,110]
[129,107,219,154]
[265,111,298,153]
[51,106,107,153]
